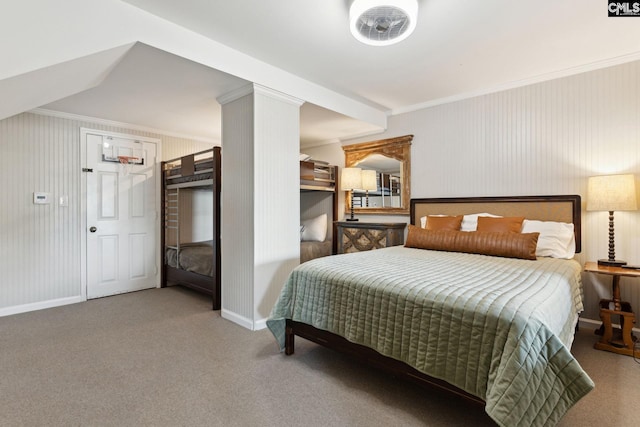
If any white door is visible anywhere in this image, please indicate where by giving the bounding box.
[86,132,159,299]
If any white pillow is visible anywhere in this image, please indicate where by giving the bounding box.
[521,219,575,259]
[300,214,327,242]
[460,213,502,232]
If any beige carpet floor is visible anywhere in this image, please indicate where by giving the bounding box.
[0,287,638,427]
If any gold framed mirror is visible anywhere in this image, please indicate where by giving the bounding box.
[342,134,412,215]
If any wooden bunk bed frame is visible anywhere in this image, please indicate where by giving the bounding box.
[300,160,339,255]
[161,147,221,309]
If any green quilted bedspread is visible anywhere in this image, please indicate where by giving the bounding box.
[267,246,594,427]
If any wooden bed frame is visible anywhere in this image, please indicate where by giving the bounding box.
[164,266,216,297]
[161,147,222,310]
[285,194,582,404]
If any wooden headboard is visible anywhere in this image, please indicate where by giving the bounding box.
[410,195,582,253]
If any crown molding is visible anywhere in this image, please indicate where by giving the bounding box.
[29,108,219,144]
[216,84,255,105]
[299,138,342,150]
[300,126,388,150]
[217,83,304,106]
[391,51,640,116]
[253,84,305,106]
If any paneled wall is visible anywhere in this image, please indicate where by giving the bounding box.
[220,93,255,325]
[220,85,301,330]
[0,112,213,315]
[308,60,640,324]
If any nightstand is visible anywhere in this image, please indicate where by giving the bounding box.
[335,222,406,254]
[584,262,640,357]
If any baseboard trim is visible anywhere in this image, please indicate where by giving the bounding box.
[0,296,85,318]
[253,318,268,331]
[220,308,268,331]
[220,308,253,330]
[579,317,640,334]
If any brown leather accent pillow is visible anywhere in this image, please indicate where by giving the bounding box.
[425,215,463,231]
[476,216,524,233]
[405,225,539,260]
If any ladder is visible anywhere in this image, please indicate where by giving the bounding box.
[165,188,180,252]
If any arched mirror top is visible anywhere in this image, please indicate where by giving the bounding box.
[342,135,412,215]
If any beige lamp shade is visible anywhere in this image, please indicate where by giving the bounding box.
[361,169,378,191]
[587,174,638,212]
[341,167,362,190]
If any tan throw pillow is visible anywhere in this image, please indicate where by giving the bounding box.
[404,225,539,260]
[425,215,463,231]
[476,216,524,233]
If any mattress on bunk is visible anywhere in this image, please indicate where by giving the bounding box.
[167,173,214,185]
[165,241,214,277]
[300,240,332,263]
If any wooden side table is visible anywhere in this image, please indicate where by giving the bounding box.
[335,222,406,254]
[584,262,640,357]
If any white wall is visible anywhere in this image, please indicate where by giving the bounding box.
[220,85,302,330]
[0,112,213,315]
[191,191,215,242]
[307,60,640,324]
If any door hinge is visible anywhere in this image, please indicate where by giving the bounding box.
[82,168,93,173]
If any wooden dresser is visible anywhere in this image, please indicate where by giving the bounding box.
[335,222,406,254]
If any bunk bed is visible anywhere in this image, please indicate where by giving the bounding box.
[300,160,338,262]
[161,147,221,309]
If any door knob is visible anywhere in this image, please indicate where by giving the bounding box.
[89,226,97,233]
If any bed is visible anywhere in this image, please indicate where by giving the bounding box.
[267,195,594,427]
[165,240,215,277]
[300,239,333,264]
[161,147,221,309]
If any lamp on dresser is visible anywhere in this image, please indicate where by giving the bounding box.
[341,167,362,221]
[361,169,378,207]
[587,173,638,266]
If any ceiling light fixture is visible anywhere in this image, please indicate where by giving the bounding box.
[349,0,418,46]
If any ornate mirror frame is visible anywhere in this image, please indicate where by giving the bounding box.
[342,134,412,216]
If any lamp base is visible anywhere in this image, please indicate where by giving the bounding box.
[598,259,628,267]
[345,218,359,222]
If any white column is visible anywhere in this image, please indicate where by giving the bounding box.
[218,84,303,330]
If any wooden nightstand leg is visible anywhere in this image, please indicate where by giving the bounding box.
[595,298,612,337]
[599,310,613,344]
[621,312,636,349]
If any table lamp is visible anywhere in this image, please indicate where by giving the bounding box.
[341,167,362,221]
[361,169,378,207]
[587,174,637,266]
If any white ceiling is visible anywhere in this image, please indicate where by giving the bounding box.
[42,0,640,147]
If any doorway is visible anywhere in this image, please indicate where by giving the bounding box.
[81,128,161,299]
